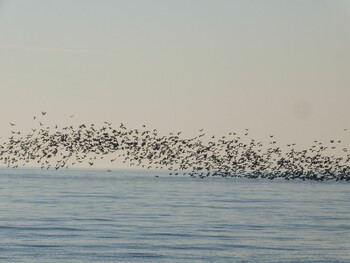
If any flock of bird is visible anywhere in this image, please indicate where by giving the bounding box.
[1,112,349,181]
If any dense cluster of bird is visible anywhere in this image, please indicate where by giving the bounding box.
[0,113,349,181]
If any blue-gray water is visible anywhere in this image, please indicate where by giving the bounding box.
[0,168,349,263]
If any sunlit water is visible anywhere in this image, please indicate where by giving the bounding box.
[0,168,349,263]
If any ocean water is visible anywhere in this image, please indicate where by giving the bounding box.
[0,168,349,263]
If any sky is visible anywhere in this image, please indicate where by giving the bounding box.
[1,1,350,167]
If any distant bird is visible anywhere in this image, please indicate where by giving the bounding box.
[41,111,46,116]
[9,123,15,126]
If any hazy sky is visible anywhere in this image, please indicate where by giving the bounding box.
[1,0,350,149]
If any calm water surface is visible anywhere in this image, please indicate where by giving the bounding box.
[0,168,349,262]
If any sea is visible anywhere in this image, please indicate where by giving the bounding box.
[0,168,349,263]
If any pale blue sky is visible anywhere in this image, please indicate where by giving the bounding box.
[1,1,350,151]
